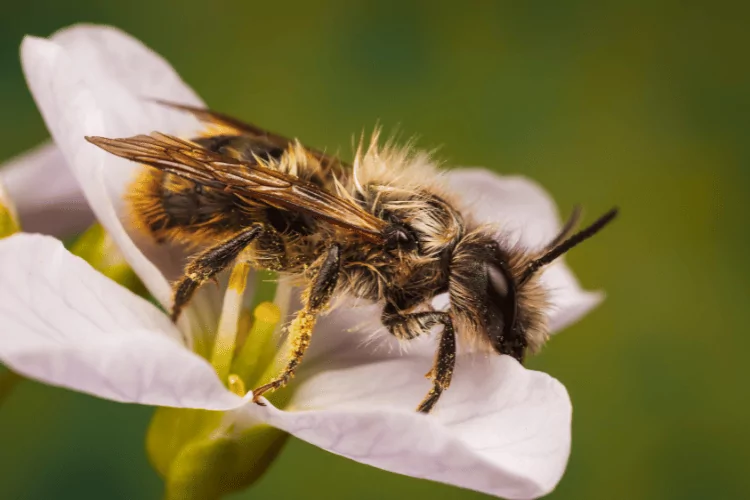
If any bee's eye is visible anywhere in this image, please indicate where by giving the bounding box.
[485,259,521,360]
[488,263,509,297]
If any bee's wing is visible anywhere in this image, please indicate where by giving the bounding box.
[85,133,387,242]
[151,100,349,171]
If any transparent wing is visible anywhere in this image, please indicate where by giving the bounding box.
[151,100,349,173]
[86,133,386,242]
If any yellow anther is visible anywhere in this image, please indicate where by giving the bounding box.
[0,182,20,238]
[228,262,251,291]
[254,301,281,326]
[231,301,283,387]
[227,374,246,397]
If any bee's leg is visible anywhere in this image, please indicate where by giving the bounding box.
[251,243,341,403]
[381,307,456,413]
[417,315,456,413]
[171,224,264,321]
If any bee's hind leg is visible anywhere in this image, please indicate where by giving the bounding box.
[251,243,341,404]
[171,224,264,321]
[381,307,457,413]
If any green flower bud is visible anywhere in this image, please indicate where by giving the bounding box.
[163,423,288,500]
[146,296,290,499]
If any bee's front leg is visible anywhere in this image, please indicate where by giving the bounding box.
[381,306,456,413]
[171,224,264,321]
[251,243,341,404]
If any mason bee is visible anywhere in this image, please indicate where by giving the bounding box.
[86,102,617,413]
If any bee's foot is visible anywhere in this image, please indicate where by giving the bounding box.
[416,391,440,414]
[251,380,284,405]
[417,381,449,413]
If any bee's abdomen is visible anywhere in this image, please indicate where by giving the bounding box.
[126,168,250,245]
[126,133,325,247]
[127,170,317,247]
[159,176,239,230]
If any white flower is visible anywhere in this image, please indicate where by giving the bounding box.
[1,24,604,499]
[0,141,92,236]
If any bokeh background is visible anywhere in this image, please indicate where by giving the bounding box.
[1,1,748,499]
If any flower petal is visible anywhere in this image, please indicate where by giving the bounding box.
[0,233,242,410]
[255,354,570,499]
[541,262,603,333]
[445,169,561,250]
[21,25,204,307]
[0,142,92,236]
[445,168,602,333]
[302,299,439,370]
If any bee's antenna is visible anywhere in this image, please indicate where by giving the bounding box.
[546,204,583,249]
[520,207,619,285]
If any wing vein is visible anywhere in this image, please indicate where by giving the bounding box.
[85,133,386,242]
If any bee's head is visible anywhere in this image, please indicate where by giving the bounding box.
[448,208,618,362]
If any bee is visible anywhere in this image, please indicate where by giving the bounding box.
[86,102,617,413]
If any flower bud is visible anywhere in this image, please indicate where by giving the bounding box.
[163,422,288,500]
[147,407,288,499]
[146,298,289,499]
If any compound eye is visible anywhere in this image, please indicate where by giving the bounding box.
[488,263,509,297]
[488,259,521,360]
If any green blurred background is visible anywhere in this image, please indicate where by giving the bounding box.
[1,1,748,499]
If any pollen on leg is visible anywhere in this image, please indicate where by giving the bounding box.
[251,309,317,403]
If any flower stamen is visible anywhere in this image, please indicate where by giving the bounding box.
[232,301,281,386]
[227,374,246,397]
[0,182,20,238]
[211,261,251,381]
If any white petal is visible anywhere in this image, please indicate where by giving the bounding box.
[305,300,434,367]
[0,142,92,236]
[446,169,561,250]
[254,354,570,499]
[21,25,204,307]
[0,234,242,410]
[541,262,603,333]
[446,168,602,333]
